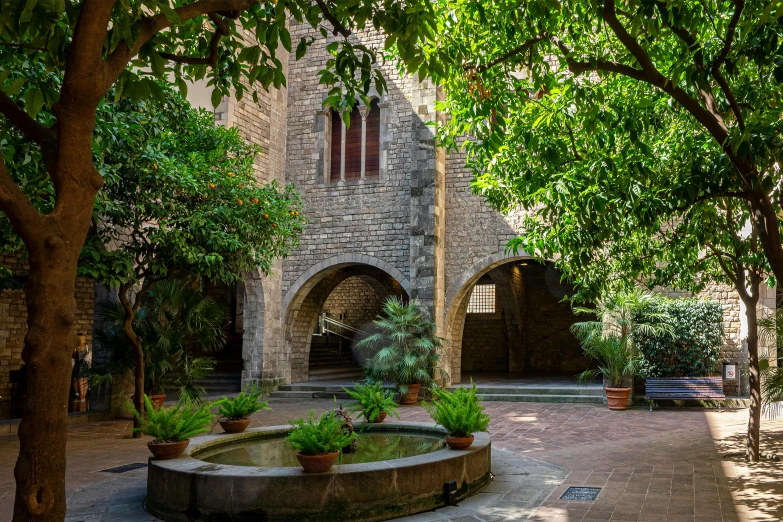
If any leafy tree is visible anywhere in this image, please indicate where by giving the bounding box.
[0,2,436,516]
[425,0,778,462]
[2,84,306,437]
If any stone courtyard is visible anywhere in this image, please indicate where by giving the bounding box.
[1,399,780,522]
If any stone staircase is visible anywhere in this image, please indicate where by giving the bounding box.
[196,370,242,396]
[306,338,363,382]
[454,384,604,404]
[270,383,362,400]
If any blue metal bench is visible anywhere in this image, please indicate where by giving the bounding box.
[645,377,725,411]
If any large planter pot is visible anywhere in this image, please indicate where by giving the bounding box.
[220,418,251,433]
[369,411,388,423]
[445,434,474,450]
[296,451,340,473]
[148,440,189,460]
[148,394,167,410]
[400,383,421,404]
[604,387,632,411]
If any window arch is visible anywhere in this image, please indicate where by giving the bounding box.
[328,99,381,183]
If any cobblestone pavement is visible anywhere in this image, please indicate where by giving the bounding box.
[1,399,781,521]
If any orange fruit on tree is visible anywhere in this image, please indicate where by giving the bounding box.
[227,172,235,177]
[209,183,216,189]
[237,199,243,205]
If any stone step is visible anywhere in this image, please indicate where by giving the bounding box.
[476,393,604,404]
[449,386,604,397]
[269,390,355,400]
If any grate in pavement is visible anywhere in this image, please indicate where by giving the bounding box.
[560,486,601,501]
[99,462,147,473]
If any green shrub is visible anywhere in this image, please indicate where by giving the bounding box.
[634,298,723,377]
[217,383,270,420]
[343,382,399,422]
[423,383,490,438]
[286,410,358,456]
[129,395,215,443]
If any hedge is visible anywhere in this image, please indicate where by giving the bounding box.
[635,297,724,377]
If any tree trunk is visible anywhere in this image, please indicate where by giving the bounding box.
[12,239,83,521]
[119,284,144,438]
[738,277,762,463]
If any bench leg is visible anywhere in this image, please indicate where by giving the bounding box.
[648,400,653,412]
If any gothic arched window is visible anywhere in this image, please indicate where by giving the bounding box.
[328,99,381,183]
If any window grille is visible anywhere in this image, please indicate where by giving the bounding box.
[467,284,496,314]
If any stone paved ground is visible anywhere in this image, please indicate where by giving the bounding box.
[1,399,782,521]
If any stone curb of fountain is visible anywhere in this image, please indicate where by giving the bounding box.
[393,448,568,522]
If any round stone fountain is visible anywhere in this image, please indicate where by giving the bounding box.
[146,421,491,522]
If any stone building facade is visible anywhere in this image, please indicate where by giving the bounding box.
[0,23,774,403]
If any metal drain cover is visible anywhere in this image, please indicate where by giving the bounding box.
[100,462,147,473]
[560,487,601,500]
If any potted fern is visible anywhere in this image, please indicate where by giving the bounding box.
[127,395,215,459]
[355,297,445,404]
[286,410,357,473]
[423,383,490,450]
[217,383,270,433]
[342,381,399,423]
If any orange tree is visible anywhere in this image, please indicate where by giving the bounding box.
[0,2,435,520]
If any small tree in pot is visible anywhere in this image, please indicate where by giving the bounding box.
[572,288,673,410]
[216,383,270,433]
[286,411,358,473]
[356,298,445,404]
[423,383,490,449]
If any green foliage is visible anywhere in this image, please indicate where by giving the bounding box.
[129,395,214,443]
[422,383,490,438]
[286,410,358,456]
[635,298,724,378]
[577,334,644,389]
[355,297,446,394]
[92,279,226,399]
[571,288,674,352]
[758,310,783,419]
[0,0,436,129]
[421,0,777,302]
[342,381,399,422]
[217,383,270,420]
[1,81,306,286]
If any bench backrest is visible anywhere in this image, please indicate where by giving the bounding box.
[645,377,724,398]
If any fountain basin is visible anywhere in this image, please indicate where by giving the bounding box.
[146,421,491,522]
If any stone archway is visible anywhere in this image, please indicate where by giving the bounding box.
[444,250,587,384]
[282,255,408,383]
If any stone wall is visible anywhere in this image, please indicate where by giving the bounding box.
[322,276,384,332]
[0,257,95,399]
[461,312,509,372]
[281,24,417,297]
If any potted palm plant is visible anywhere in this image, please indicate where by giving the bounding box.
[286,410,357,473]
[216,383,269,433]
[572,288,673,410]
[355,297,445,404]
[127,395,215,459]
[91,280,227,409]
[342,381,399,423]
[423,383,490,449]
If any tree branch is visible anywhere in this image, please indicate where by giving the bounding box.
[158,12,230,67]
[711,0,745,130]
[600,0,731,144]
[0,89,56,147]
[474,34,548,72]
[314,0,351,38]
[0,154,45,244]
[102,0,261,95]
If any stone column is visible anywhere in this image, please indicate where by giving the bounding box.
[340,112,347,182]
[409,80,446,341]
[358,104,370,180]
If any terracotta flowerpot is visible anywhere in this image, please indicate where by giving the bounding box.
[148,440,189,460]
[604,386,631,411]
[148,394,167,410]
[220,418,251,433]
[296,452,340,473]
[369,411,388,423]
[400,383,421,404]
[445,434,474,450]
